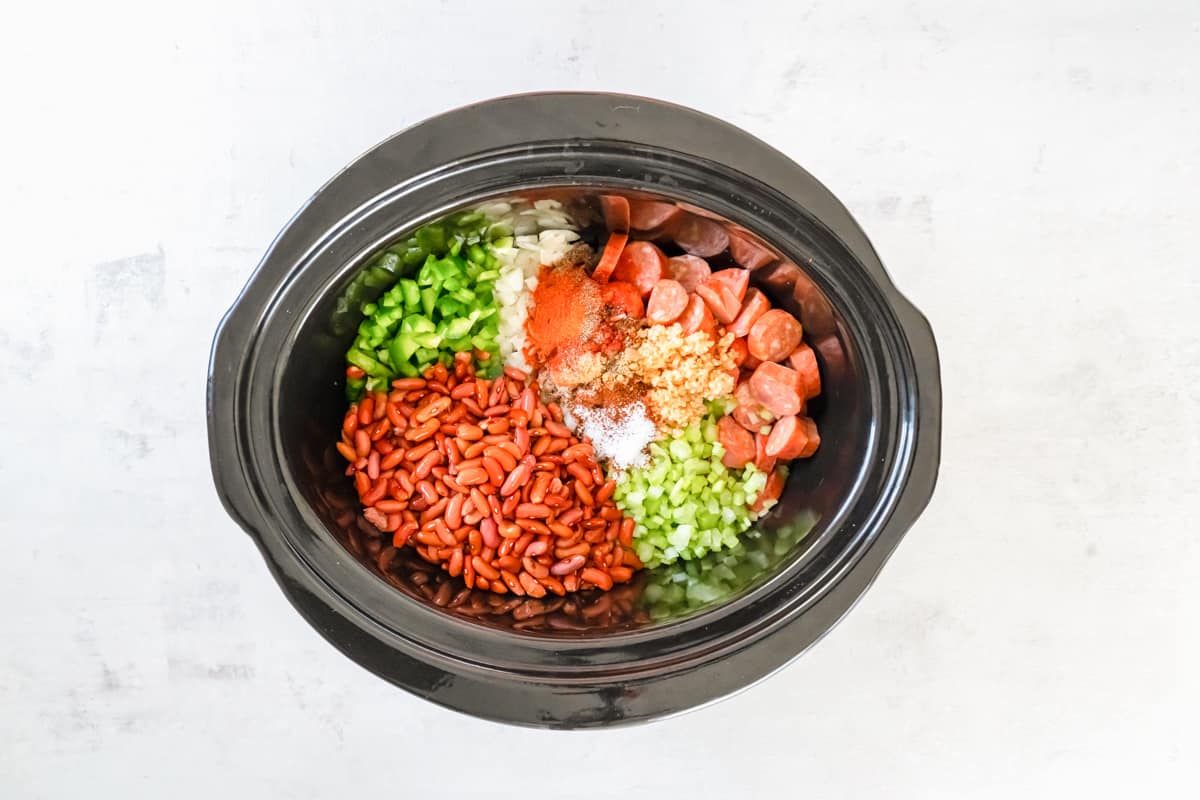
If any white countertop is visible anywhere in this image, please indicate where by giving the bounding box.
[3,1,1197,796]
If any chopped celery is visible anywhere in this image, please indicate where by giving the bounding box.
[614,407,771,567]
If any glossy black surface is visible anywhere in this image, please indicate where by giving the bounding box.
[208,92,941,727]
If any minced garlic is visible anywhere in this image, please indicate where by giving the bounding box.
[605,324,737,432]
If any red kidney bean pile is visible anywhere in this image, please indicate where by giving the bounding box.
[336,353,641,596]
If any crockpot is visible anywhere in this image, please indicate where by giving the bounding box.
[208,92,941,728]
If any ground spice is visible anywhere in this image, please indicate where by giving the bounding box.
[525,265,598,362]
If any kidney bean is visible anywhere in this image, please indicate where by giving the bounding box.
[379,449,405,472]
[480,518,500,549]
[364,450,379,480]
[457,467,489,486]
[538,576,566,596]
[357,397,375,427]
[484,417,510,435]
[556,507,583,526]
[412,450,442,481]
[528,472,552,504]
[514,519,550,537]
[566,462,594,487]
[459,440,485,459]
[451,422,482,442]
[580,568,613,591]
[480,456,505,487]
[500,493,520,517]
[405,441,434,462]
[414,530,441,547]
[572,480,594,505]
[499,456,534,497]
[522,556,550,580]
[524,537,551,556]
[444,493,464,529]
[496,555,522,574]
[446,548,464,577]
[406,419,439,442]
[454,457,483,474]
[414,479,437,505]
[488,379,507,407]
[550,555,586,576]
[472,557,500,581]
[371,499,403,516]
[544,420,572,438]
[371,418,391,443]
[518,571,547,598]
[412,395,451,424]
[512,425,530,454]
[619,518,635,546]
[512,532,535,558]
[336,441,357,462]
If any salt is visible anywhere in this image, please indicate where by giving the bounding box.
[568,401,656,470]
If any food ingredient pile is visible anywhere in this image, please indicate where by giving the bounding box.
[335,196,822,595]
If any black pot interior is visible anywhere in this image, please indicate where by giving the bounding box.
[278,187,867,634]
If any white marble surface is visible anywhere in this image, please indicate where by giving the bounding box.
[3,1,1198,796]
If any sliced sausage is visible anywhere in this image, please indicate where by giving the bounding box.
[600,195,630,233]
[710,269,749,303]
[674,214,730,257]
[749,466,787,514]
[591,231,627,283]
[734,404,773,434]
[787,343,822,399]
[728,287,771,338]
[601,281,644,320]
[717,416,756,468]
[747,309,803,362]
[733,380,775,433]
[646,279,689,324]
[677,294,716,336]
[765,415,819,459]
[613,241,668,297]
[729,336,749,366]
[695,278,741,324]
[666,254,712,292]
[749,362,803,417]
[728,230,776,270]
[629,199,683,232]
[753,432,777,475]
